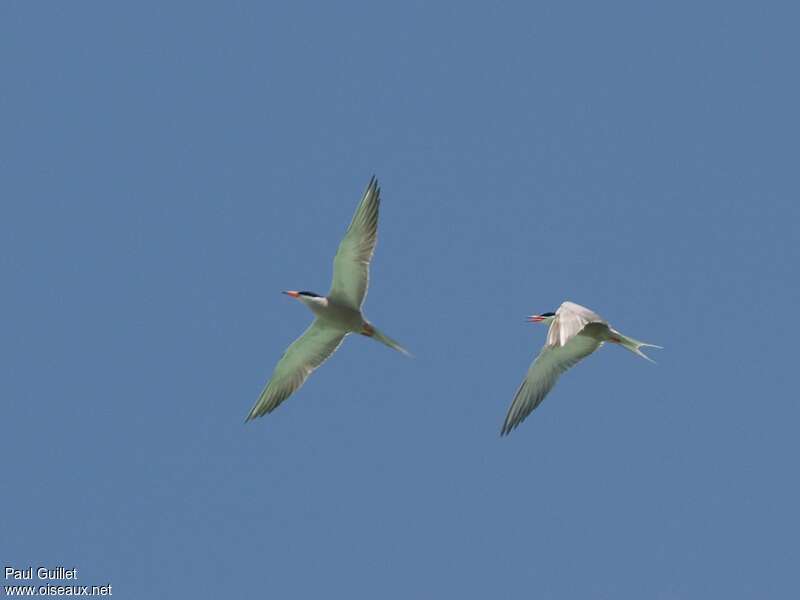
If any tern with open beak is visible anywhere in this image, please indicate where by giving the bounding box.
[246,176,410,422]
[501,301,661,436]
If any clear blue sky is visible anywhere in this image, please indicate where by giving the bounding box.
[3,2,798,598]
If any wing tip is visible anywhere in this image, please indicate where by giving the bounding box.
[500,416,518,437]
[398,346,413,358]
[244,407,261,423]
[366,174,379,194]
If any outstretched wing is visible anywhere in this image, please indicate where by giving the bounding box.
[547,301,606,347]
[500,335,599,436]
[246,320,346,421]
[329,177,380,309]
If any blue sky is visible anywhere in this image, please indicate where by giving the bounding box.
[2,2,798,598]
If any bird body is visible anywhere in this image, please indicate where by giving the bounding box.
[501,301,661,435]
[246,177,409,423]
[295,294,364,332]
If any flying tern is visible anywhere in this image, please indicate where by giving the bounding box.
[501,301,661,435]
[246,176,409,422]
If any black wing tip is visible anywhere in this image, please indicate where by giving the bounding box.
[368,175,380,197]
[244,400,274,423]
[357,176,380,210]
[499,422,516,437]
[244,398,263,423]
[245,407,275,423]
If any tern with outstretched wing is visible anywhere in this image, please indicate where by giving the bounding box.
[501,301,661,436]
[246,177,410,423]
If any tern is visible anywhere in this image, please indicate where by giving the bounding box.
[501,301,661,436]
[246,176,410,422]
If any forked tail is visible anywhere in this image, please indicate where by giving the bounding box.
[609,328,662,363]
[365,323,412,357]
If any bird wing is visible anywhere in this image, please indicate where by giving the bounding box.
[547,301,607,347]
[246,320,346,421]
[500,335,600,435]
[328,177,380,310]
